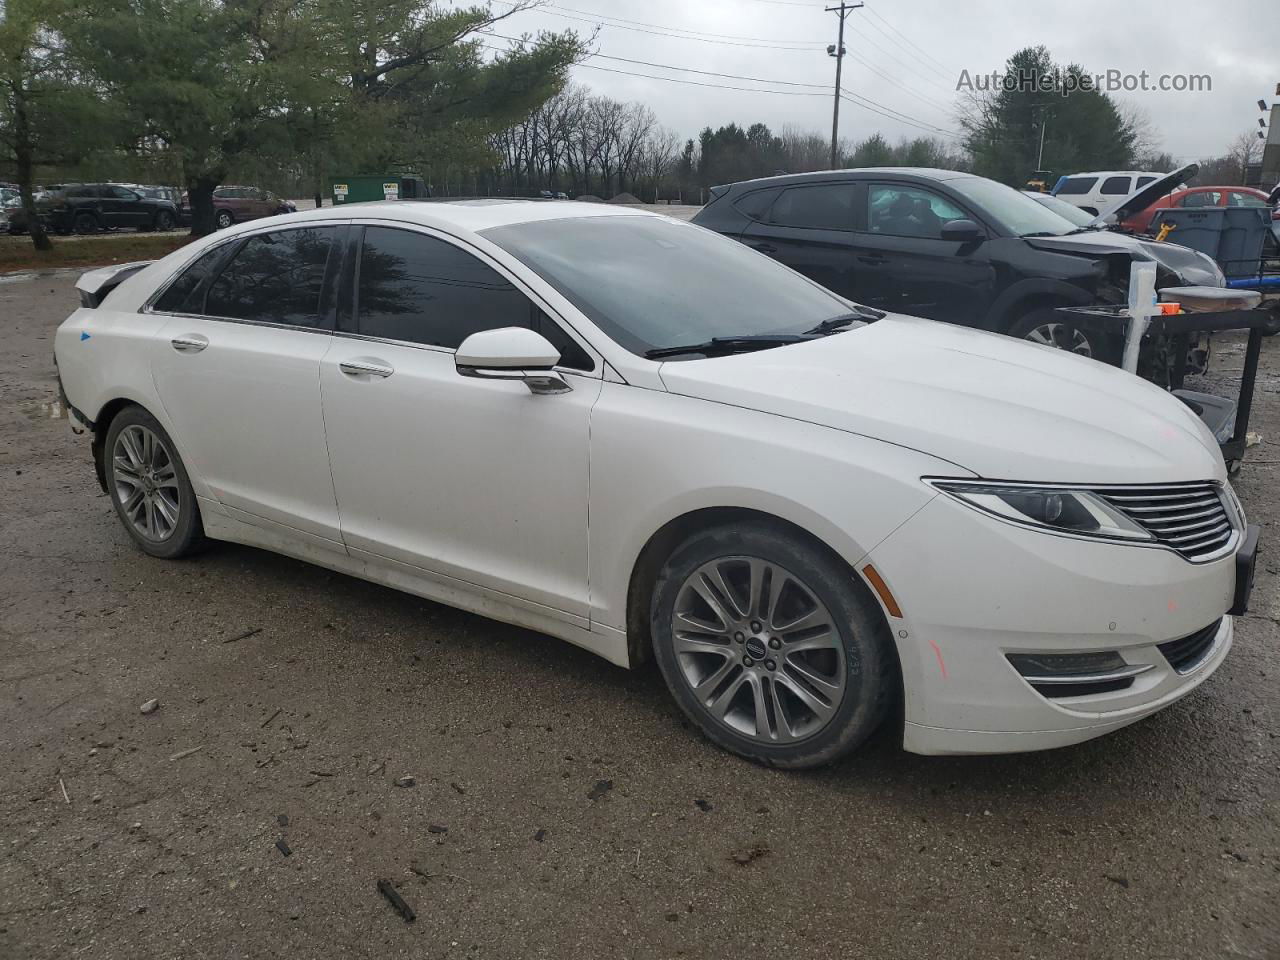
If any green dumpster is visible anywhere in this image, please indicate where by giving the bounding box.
[330,175,429,205]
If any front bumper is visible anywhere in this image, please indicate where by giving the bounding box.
[867,492,1246,756]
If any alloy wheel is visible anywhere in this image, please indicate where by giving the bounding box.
[1024,322,1093,357]
[670,556,846,743]
[112,424,181,541]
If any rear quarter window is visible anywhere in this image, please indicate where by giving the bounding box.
[733,188,781,220]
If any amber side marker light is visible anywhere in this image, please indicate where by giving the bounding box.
[861,564,903,619]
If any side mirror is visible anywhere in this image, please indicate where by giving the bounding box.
[940,218,984,242]
[455,327,571,395]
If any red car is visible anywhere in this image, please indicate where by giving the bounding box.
[1120,185,1272,233]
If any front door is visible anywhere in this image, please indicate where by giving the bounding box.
[853,182,994,326]
[319,224,601,621]
[148,224,345,545]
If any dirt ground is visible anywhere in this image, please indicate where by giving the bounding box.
[1,273,1277,960]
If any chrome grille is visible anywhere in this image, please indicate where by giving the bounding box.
[1097,483,1235,560]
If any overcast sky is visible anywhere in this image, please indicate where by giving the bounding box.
[481,0,1275,164]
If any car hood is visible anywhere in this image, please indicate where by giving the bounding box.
[1089,163,1199,227]
[657,315,1224,485]
[1022,229,1223,287]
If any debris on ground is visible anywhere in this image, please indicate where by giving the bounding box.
[139,699,159,715]
[394,775,416,788]
[377,879,416,923]
[221,627,262,644]
[168,745,203,761]
[1103,874,1129,888]
[59,778,69,804]
[533,829,546,842]
[277,814,289,827]
[587,779,613,801]
[729,846,770,866]
[694,798,712,812]
[260,708,282,729]
[427,824,448,834]
[275,838,292,857]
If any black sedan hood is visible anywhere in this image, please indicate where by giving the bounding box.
[1022,230,1223,288]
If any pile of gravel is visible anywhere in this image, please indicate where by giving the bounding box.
[575,194,605,203]
[608,192,643,205]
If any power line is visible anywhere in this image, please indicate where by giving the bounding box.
[845,23,958,96]
[487,35,962,139]
[577,62,835,96]
[838,45,957,116]
[856,12,954,85]
[863,6,959,78]
[488,32,830,88]
[544,3,824,46]
[485,0,823,51]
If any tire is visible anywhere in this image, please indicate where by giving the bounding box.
[650,522,895,768]
[215,210,233,229]
[153,210,174,232]
[1008,307,1110,361]
[73,212,98,235]
[103,406,205,559]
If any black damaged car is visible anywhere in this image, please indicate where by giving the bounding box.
[8,182,180,235]
[691,166,1223,361]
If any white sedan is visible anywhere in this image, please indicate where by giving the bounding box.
[54,200,1257,768]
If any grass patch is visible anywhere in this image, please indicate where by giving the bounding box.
[0,233,195,273]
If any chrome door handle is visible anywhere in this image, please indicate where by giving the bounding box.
[171,335,208,353]
[339,359,394,378]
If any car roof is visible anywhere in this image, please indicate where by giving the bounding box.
[1063,171,1162,178]
[720,167,980,192]
[272,198,657,233]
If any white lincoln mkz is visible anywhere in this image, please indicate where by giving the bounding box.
[54,200,1258,767]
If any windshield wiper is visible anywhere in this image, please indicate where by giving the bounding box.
[1020,231,1063,238]
[804,306,885,335]
[644,334,811,360]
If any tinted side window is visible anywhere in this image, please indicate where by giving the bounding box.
[66,186,96,199]
[1100,176,1132,195]
[733,187,781,220]
[356,226,592,369]
[1055,177,1097,196]
[108,186,136,199]
[1136,176,1157,188]
[205,227,335,326]
[152,245,236,314]
[867,185,966,239]
[768,183,855,230]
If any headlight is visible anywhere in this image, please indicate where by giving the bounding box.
[928,480,1155,542]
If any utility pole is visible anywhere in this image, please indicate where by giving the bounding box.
[825,2,863,169]
[1035,107,1048,170]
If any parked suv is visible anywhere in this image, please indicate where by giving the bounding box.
[1051,170,1164,218]
[7,183,179,235]
[211,186,295,229]
[691,168,1223,360]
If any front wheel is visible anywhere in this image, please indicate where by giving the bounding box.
[650,523,895,768]
[104,406,205,559]
[215,210,233,229]
[154,210,175,232]
[1008,307,1108,360]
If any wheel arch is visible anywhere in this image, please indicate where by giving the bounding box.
[987,279,1096,334]
[624,506,896,676]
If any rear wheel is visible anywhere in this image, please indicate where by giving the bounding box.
[104,406,204,559]
[215,210,233,229]
[73,212,98,235]
[650,523,895,768]
[153,210,175,232]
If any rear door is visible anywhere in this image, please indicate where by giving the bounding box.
[739,181,860,299]
[852,182,993,324]
[1095,175,1134,216]
[148,224,348,547]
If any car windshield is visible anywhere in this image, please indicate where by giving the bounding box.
[1028,193,1097,227]
[482,215,856,357]
[951,178,1078,237]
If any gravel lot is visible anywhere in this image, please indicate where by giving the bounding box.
[1,273,1277,960]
